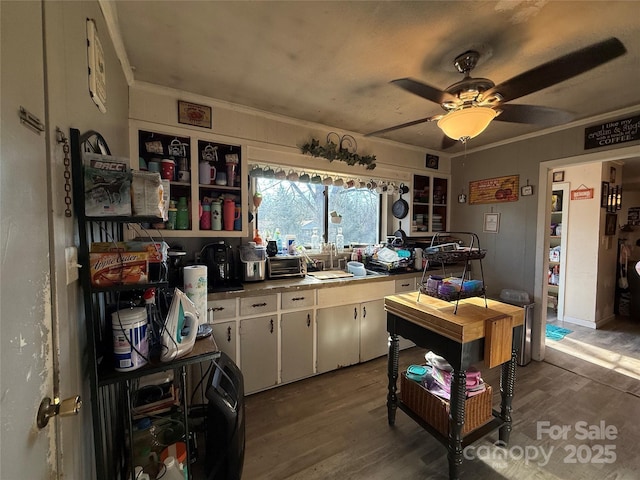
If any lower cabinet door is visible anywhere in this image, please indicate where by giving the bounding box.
[359,299,388,362]
[240,315,278,394]
[281,309,314,383]
[316,304,360,374]
[211,321,237,364]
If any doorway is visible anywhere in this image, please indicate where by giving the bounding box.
[533,144,640,364]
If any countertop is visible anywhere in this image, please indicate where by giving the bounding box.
[207,270,423,300]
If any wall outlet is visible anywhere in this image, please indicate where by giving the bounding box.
[65,246,80,285]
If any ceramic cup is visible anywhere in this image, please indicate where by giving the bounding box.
[322,175,333,186]
[346,179,355,188]
[249,166,263,177]
[262,167,275,178]
[299,172,310,183]
[333,177,344,187]
[286,170,299,181]
[310,174,322,184]
[275,168,286,180]
[215,171,228,186]
[160,159,175,181]
[178,170,190,182]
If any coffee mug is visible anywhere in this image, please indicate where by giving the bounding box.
[286,170,299,181]
[322,175,333,186]
[346,179,355,188]
[275,168,286,180]
[178,170,190,182]
[215,171,227,186]
[148,160,160,173]
[262,167,275,178]
[160,159,175,181]
[333,177,344,187]
[249,166,263,177]
[310,174,322,184]
[299,172,310,182]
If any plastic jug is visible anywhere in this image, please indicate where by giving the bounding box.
[223,198,239,231]
[162,456,186,480]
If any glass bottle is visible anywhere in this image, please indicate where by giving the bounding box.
[310,228,320,253]
[336,227,344,253]
[253,229,263,246]
[274,228,283,254]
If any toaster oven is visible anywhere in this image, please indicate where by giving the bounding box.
[267,256,306,279]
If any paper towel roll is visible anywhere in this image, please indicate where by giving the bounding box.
[183,265,207,325]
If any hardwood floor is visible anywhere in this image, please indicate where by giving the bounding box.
[243,345,640,480]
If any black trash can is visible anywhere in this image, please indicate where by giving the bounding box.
[499,290,535,366]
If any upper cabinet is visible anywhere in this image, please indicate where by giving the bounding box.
[410,174,449,235]
[131,120,248,237]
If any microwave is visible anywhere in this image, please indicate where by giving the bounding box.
[267,256,306,279]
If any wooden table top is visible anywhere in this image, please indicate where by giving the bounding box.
[384,292,524,344]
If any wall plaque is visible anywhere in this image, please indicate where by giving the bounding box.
[469,175,519,205]
[178,101,212,128]
[584,115,640,150]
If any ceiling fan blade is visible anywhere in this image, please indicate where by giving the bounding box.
[495,104,575,126]
[484,37,626,103]
[391,78,457,104]
[365,115,439,137]
[441,136,458,150]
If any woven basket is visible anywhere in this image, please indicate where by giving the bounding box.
[400,373,492,436]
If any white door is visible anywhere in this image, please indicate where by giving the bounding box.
[281,310,314,383]
[0,1,59,477]
[240,315,278,393]
[316,304,360,373]
[359,299,388,362]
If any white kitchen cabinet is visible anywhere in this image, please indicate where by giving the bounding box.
[240,294,277,317]
[359,299,388,362]
[316,304,360,374]
[240,315,278,394]
[207,297,237,322]
[211,321,237,365]
[281,309,314,383]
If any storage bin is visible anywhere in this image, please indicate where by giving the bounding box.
[400,373,493,436]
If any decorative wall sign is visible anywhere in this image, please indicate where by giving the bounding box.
[570,185,594,200]
[87,19,107,113]
[552,171,564,182]
[521,185,533,196]
[178,101,212,128]
[584,115,640,150]
[469,175,519,205]
[425,154,439,169]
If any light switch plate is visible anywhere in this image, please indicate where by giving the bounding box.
[65,246,79,285]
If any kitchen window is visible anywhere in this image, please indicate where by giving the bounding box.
[255,178,380,246]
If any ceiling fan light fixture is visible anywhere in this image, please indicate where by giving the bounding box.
[437,107,498,140]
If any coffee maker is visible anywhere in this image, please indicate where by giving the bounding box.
[201,242,241,292]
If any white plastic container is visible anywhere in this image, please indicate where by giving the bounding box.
[162,456,186,480]
[112,307,148,372]
[347,261,366,277]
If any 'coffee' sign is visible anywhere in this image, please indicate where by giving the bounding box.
[584,115,640,150]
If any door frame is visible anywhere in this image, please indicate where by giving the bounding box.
[533,144,640,361]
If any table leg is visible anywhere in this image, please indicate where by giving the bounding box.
[498,349,517,446]
[387,333,399,426]
[447,369,466,480]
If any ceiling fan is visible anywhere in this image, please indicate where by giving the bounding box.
[366,37,626,149]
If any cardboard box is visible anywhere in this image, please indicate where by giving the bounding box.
[89,251,148,287]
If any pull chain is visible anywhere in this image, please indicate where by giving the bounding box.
[57,128,73,217]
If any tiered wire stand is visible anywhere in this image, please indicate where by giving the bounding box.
[417,232,487,313]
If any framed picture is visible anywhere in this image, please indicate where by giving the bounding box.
[605,213,617,236]
[178,100,212,128]
[483,213,500,233]
[425,154,439,170]
[601,181,609,208]
[552,171,564,182]
[521,185,533,196]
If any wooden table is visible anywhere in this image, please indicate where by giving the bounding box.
[384,292,524,480]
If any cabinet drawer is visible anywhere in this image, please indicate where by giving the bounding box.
[240,294,277,316]
[208,298,237,322]
[395,277,416,293]
[281,290,315,310]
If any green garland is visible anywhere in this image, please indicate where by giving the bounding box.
[300,138,377,170]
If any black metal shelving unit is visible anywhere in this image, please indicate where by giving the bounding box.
[70,128,218,480]
[417,231,487,313]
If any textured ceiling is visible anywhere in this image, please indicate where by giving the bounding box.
[112,1,640,158]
